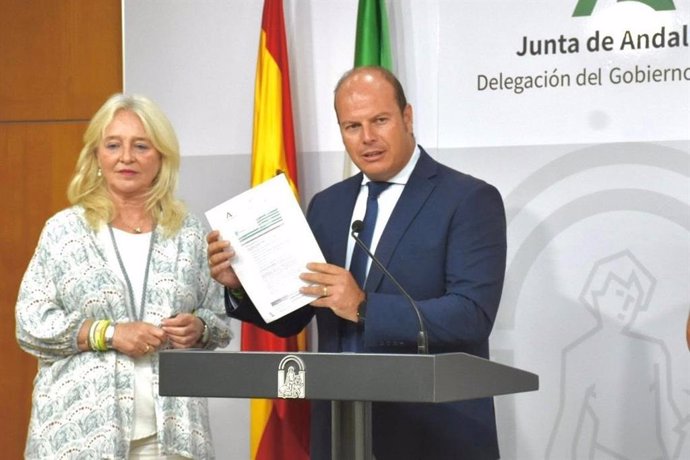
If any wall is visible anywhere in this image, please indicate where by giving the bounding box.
[0,0,123,457]
[123,1,690,459]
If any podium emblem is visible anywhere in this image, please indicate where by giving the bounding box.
[277,354,306,399]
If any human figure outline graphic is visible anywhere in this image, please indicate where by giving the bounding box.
[546,250,688,459]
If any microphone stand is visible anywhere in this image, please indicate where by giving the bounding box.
[351,222,429,354]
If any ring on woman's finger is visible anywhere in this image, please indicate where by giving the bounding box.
[145,344,151,353]
[322,286,329,297]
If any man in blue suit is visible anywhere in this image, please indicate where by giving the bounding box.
[208,66,507,459]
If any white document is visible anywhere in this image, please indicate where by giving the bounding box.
[205,174,324,323]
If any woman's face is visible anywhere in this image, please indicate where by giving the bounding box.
[96,110,162,201]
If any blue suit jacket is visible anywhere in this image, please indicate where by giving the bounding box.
[229,147,507,459]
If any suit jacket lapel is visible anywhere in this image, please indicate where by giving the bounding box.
[365,148,439,290]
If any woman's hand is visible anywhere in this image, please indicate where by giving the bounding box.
[160,313,206,349]
[111,321,167,358]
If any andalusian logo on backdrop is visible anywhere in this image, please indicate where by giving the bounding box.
[474,1,690,459]
[573,0,676,17]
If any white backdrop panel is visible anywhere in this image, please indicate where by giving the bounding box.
[123,1,690,459]
[439,0,690,147]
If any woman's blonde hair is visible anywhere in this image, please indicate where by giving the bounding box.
[67,93,186,237]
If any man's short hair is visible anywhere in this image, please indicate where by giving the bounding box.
[334,66,408,114]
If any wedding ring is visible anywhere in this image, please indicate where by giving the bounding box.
[322,286,328,297]
[145,344,151,353]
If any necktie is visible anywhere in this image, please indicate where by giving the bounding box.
[341,181,391,352]
[350,181,392,287]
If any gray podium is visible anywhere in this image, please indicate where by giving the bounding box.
[159,351,538,460]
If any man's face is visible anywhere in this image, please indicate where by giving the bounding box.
[335,72,415,182]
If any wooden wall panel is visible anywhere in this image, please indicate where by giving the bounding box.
[0,123,86,267]
[0,122,87,454]
[0,0,122,121]
[0,0,122,456]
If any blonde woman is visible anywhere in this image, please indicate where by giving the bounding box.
[16,94,231,459]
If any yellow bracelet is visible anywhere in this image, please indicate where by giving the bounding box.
[93,320,103,352]
[94,320,110,352]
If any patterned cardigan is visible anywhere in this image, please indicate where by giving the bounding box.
[16,206,232,459]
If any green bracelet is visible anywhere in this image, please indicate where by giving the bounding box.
[230,287,246,300]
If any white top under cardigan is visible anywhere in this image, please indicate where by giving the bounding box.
[99,227,157,440]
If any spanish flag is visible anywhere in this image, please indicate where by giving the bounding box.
[245,1,310,459]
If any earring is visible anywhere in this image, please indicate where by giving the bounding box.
[97,168,102,177]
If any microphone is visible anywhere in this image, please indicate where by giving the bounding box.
[351,220,429,354]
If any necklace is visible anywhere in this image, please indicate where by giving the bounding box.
[123,221,144,234]
[108,224,156,321]
[116,215,149,234]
